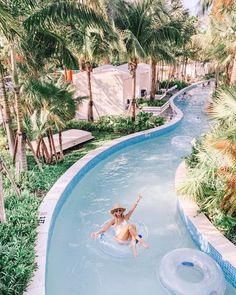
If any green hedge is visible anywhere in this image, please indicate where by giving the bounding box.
[159,80,189,90]
[137,97,170,107]
[67,112,165,135]
[0,191,39,295]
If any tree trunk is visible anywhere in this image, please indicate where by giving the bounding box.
[58,130,64,160]
[41,138,50,163]
[0,62,15,156]
[230,52,236,85]
[226,62,231,85]
[14,87,27,173]
[79,58,84,72]
[150,58,157,101]
[86,62,94,122]
[47,130,53,162]
[0,105,5,130]
[10,43,27,173]
[161,61,164,81]
[215,68,220,88]
[181,57,185,81]
[64,66,67,82]
[184,57,188,80]
[103,57,110,64]
[156,64,160,92]
[49,128,58,162]
[129,60,137,121]
[0,167,6,223]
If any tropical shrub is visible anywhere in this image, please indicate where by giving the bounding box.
[203,73,215,80]
[0,128,121,295]
[159,80,189,90]
[137,97,169,107]
[67,113,165,135]
[177,86,236,244]
[0,190,39,295]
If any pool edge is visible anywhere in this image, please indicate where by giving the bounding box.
[176,161,236,288]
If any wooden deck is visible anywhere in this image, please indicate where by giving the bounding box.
[31,129,94,154]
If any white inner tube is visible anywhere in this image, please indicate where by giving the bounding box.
[97,222,148,258]
[158,248,226,295]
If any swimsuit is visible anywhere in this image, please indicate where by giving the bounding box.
[114,219,128,236]
[114,220,143,243]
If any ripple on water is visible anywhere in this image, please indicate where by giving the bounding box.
[185,115,201,124]
[171,136,194,151]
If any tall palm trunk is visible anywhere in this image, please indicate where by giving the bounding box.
[86,62,94,122]
[226,62,231,85]
[64,66,68,82]
[14,88,27,171]
[183,57,188,80]
[79,58,84,72]
[46,130,53,162]
[129,60,137,121]
[215,67,220,88]
[150,58,157,101]
[0,62,15,156]
[160,61,164,81]
[230,52,236,85]
[10,43,27,172]
[0,167,6,223]
[58,130,64,160]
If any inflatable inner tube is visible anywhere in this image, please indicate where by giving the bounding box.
[158,248,226,295]
[97,222,148,258]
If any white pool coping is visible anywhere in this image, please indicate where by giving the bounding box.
[175,161,236,269]
[24,81,206,295]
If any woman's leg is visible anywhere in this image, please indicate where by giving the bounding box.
[116,224,137,241]
[128,224,149,249]
[115,225,131,241]
[116,224,139,257]
[116,224,149,256]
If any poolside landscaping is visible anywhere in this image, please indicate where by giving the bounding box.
[0,0,236,294]
[0,113,167,295]
[177,86,236,246]
[0,131,120,295]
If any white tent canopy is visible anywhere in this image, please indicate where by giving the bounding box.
[74,63,151,119]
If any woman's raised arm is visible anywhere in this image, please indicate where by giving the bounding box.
[125,195,142,220]
[91,219,114,239]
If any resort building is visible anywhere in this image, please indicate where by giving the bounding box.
[73,63,151,119]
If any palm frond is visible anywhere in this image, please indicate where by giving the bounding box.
[23,1,112,35]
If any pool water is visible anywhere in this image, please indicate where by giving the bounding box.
[46,86,236,295]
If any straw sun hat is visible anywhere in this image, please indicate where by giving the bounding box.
[110,203,126,214]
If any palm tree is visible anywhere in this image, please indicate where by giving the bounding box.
[207,87,236,214]
[112,0,153,120]
[200,0,236,85]
[200,0,234,14]
[0,155,21,223]
[145,1,177,99]
[0,3,21,162]
[0,0,114,172]
[0,60,15,155]
[69,23,118,121]
[21,75,76,162]
[0,159,6,222]
[177,86,236,216]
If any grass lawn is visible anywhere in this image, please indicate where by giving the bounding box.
[0,130,121,295]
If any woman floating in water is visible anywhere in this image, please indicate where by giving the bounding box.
[91,196,149,257]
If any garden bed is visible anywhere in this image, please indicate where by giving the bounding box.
[0,112,165,295]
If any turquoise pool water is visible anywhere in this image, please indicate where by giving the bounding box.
[46,86,236,295]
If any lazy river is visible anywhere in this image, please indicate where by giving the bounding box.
[46,85,236,295]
